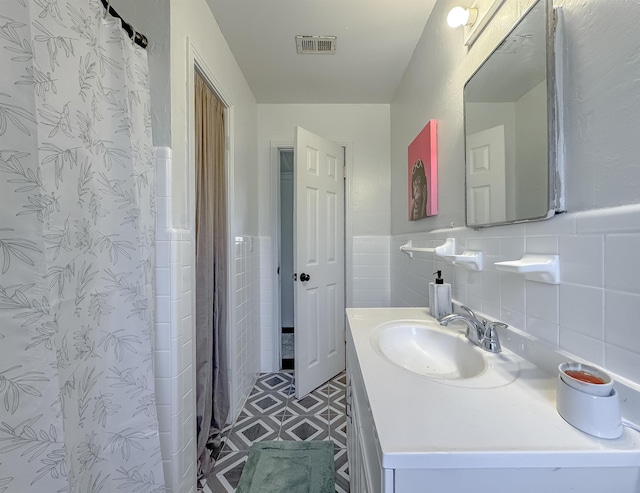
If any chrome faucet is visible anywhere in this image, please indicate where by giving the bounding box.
[437,305,506,353]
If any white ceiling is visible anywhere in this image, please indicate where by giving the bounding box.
[205,0,438,104]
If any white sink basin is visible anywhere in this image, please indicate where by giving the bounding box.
[371,320,520,388]
[374,322,486,380]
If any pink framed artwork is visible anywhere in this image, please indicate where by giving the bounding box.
[408,119,438,221]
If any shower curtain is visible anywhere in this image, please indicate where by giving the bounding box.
[194,70,229,480]
[0,1,165,492]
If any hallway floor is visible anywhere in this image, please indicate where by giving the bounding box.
[205,371,350,492]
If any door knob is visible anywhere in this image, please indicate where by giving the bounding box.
[300,273,310,282]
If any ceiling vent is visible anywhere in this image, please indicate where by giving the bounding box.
[295,35,337,54]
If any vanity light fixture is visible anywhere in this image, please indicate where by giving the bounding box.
[447,6,478,28]
[448,0,506,46]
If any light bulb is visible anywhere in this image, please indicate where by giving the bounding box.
[447,6,470,28]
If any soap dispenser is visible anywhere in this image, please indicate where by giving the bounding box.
[429,270,452,319]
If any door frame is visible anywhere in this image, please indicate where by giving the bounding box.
[269,140,353,372]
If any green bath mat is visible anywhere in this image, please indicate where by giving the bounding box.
[236,440,335,493]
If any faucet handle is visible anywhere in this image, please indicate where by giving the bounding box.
[481,321,507,353]
[486,321,508,331]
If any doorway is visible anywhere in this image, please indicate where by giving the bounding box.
[272,128,348,398]
[279,149,295,371]
[193,67,231,478]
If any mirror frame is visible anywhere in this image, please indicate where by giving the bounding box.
[463,0,562,228]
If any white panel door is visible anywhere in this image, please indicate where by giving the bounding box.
[466,125,507,225]
[294,126,345,398]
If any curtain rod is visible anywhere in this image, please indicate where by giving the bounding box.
[100,0,149,49]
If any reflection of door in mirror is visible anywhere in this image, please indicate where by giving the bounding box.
[466,125,506,225]
[463,0,558,227]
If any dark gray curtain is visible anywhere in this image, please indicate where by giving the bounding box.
[194,69,229,479]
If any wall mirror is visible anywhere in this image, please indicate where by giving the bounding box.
[464,0,561,227]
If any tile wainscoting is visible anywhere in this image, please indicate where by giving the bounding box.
[157,230,262,488]
[155,226,195,493]
[352,236,392,308]
[259,237,275,372]
[391,204,640,387]
[230,236,262,421]
[154,147,196,493]
[154,148,263,491]
[255,209,640,385]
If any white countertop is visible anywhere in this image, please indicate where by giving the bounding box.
[346,307,640,470]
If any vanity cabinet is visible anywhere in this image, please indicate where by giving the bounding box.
[345,308,640,493]
[347,330,429,493]
[346,330,391,493]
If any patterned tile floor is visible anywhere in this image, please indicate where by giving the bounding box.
[205,372,350,492]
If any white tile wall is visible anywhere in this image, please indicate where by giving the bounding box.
[153,147,196,493]
[259,237,275,372]
[229,236,261,421]
[352,236,391,307]
[154,154,262,490]
[154,148,262,493]
[389,204,640,386]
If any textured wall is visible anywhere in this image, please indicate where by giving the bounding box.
[390,0,640,234]
[390,0,537,234]
[257,104,391,237]
[389,0,640,386]
[112,0,261,234]
[170,0,259,234]
[559,0,640,210]
[110,0,171,146]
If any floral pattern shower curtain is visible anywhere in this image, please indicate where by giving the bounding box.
[0,1,165,491]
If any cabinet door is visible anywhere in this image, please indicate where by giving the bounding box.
[346,368,371,493]
[346,369,360,492]
[346,331,384,492]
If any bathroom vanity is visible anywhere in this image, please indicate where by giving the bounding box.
[345,308,640,493]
